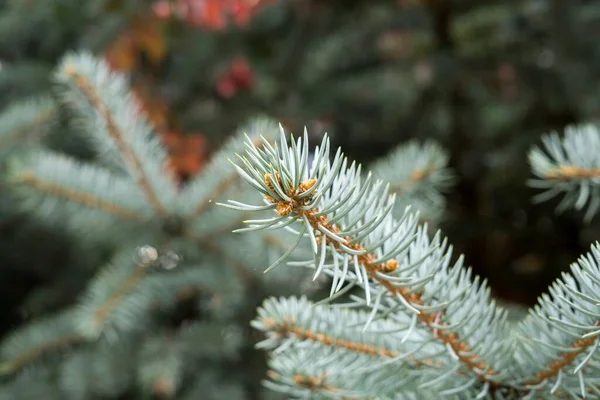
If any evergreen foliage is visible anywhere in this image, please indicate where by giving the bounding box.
[0,52,452,399]
[227,122,600,399]
[3,1,600,398]
[529,124,600,222]
[0,52,311,399]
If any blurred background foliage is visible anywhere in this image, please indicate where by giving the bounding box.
[1,0,600,392]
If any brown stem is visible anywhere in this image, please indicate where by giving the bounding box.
[292,374,342,395]
[526,334,598,386]
[544,165,600,180]
[261,317,442,368]
[62,64,168,217]
[0,333,83,374]
[14,173,144,220]
[91,258,155,330]
[388,166,436,195]
[266,371,364,400]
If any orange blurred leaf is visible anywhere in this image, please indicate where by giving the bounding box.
[152,0,275,30]
[105,34,138,71]
[134,17,167,64]
[161,130,210,180]
[105,14,167,71]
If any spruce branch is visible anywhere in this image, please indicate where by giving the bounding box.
[14,173,142,219]
[253,296,441,368]
[0,96,56,157]
[0,245,247,378]
[529,123,600,221]
[0,309,83,375]
[7,151,150,241]
[370,140,455,222]
[74,245,246,340]
[264,345,441,399]
[224,126,511,396]
[56,53,175,216]
[75,247,179,339]
[6,52,302,288]
[9,156,145,221]
[511,243,600,397]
